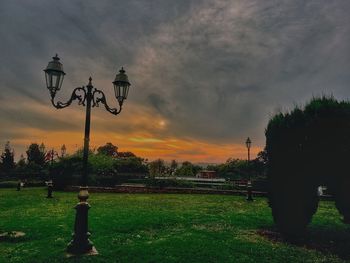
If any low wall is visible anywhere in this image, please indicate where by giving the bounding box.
[64,185,334,200]
[65,185,268,196]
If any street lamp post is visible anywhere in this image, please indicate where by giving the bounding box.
[47,148,57,198]
[44,54,131,255]
[245,137,254,201]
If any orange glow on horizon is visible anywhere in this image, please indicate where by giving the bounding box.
[9,128,261,163]
[2,97,262,163]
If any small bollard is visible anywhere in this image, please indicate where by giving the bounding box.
[47,182,53,198]
[246,180,254,201]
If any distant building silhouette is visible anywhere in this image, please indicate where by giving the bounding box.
[197,170,217,179]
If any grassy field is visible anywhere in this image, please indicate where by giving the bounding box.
[0,188,349,263]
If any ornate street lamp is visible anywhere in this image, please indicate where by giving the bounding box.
[44,54,131,255]
[245,137,254,201]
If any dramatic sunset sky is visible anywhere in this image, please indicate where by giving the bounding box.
[0,1,349,163]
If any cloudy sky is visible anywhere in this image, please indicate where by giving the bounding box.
[0,0,349,162]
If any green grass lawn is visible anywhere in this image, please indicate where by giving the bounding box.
[0,188,349,263]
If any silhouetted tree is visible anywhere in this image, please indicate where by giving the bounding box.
[170,160,178,174]
[17,154,26,167]
[250,149,268,178]
[0,141,15,172]
[256,149,268,165]
[14,154,27,178]
[175,161,201,177]
[26,143,46,167]
[51,156,82,190]
[117,151,136,158]
[97,142,118,157]
[149,159,166,177]
[114,156,148,174]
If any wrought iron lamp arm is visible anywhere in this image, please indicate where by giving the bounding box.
[50,87,87,109]
[92,89,122,115]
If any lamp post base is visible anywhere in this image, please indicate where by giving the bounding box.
[66,187,98,256]
[66,246,98,258]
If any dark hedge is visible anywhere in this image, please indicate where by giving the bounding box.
[266,96,350,236]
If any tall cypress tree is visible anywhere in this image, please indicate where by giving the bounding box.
[0,141,15,172]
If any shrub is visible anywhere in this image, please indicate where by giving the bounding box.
[114,157,148,174]
[50,153,148,188]
[266,96,350,236]
[0,181,18,188]
[51,156,83,190]
[89,154,116,176]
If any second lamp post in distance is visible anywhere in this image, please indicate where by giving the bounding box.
[245,137,254,202]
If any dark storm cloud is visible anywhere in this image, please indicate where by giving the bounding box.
[147,93,174,117]
[0,0,350,148]
[0,0,198,99]
[131,0,350,145]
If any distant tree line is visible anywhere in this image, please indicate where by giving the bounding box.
[148,159,202,178]
[206,151,267,180]
[0,142,50,181]
[146,155,267,180]
[0,140,267,189]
